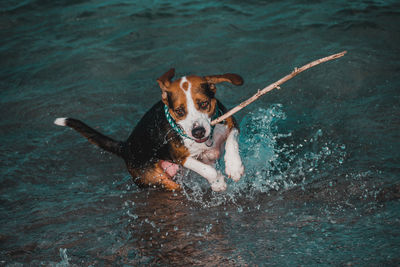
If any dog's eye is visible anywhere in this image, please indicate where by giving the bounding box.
[174,108,185,118]
[199,101,209,110]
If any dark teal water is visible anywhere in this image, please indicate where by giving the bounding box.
[1,0,400,265]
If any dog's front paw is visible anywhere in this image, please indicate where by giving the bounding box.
[225,155,244,182]
[211,173,227,192]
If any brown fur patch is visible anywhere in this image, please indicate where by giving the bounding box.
[163,75,215,122]
[168,137,190,165]
[181,81,189,91]
[224,116,238,130]
[129,162,181,191]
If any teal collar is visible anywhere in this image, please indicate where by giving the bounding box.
[164,104,222,141]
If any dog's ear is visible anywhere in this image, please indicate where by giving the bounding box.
[157,68,175,107]
[204,73,244,86]
[157,68,175,91]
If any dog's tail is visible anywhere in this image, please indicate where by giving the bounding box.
[54,118,125,157]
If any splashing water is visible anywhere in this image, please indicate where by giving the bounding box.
[1,0,399,265]
[55,248,70,267]
[176,104,347,207]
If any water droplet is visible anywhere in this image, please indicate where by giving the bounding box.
[126,210,138,219]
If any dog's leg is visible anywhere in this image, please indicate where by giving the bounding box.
[198,124,228,165]
[184,157,227,191]
[160,160,180,177]
[224,128,244,181]
[136,163,181,191]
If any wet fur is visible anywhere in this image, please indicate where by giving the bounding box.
[58,100,235,190]
[55,69,243,191]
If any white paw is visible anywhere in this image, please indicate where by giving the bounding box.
[225,154,244,182]
[210,173,227,192]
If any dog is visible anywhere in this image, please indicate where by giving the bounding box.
[54,68,244,191]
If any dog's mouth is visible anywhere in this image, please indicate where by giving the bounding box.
[194,136,209,143]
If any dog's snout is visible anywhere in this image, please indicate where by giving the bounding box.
[192,126,206,139]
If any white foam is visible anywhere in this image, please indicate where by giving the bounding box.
[54,118,67,126]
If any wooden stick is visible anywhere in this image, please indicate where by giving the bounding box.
[211,51,347,126]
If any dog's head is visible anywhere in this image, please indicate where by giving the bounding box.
[157,68,243,143]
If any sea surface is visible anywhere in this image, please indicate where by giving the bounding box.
[1,0,399,265]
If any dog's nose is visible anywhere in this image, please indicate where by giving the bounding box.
[192,126,206,139]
